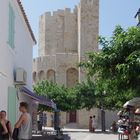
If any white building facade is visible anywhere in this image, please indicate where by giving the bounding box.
[0,0,36,127]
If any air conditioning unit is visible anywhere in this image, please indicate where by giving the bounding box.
[15,68,27,85]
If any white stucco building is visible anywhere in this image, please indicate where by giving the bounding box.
[0,0,36,127]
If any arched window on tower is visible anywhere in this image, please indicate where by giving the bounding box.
[33,72,37,83]
[38,70,45,81]
[47,69,56,83]
[66,68,78,87]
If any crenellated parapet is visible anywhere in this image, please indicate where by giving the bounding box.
[38,8,78,56]
[42,7,77,17]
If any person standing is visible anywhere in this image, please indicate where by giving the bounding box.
[89,116,92,132]
[92,115,97,132]
[110,121,117,133]
[15,102,32,140]
[0,112,8,140]
[1,110,12,140]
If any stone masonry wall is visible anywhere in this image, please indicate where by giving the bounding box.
[33,53,78,86]
[38,8,78,56]
[78,0,99,81]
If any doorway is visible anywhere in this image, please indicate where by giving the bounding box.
[69,111,77,123]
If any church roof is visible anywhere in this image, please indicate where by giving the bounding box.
[17,0,37,44]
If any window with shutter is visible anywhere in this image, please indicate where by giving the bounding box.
[8,3,15,49]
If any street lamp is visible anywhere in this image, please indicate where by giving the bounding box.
[135,8,140,26]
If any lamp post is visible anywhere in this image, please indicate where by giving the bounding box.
[135,8,140,26]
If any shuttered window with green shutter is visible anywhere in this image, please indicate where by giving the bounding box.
[8,3,15,49]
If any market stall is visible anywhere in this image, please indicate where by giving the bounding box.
[117,98,140,140]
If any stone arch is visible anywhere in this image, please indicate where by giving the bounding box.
[38,70,45,81]
[66,68,78,87]
[47,69,56,83]
[33,72,37,83]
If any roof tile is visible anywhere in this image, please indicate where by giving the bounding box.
[17,0,37,44]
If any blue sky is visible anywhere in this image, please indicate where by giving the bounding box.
[21,0,140,58]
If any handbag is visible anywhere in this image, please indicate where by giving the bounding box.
[12,128,19,140]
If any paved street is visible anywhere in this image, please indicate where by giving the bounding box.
[66,132,118,140]
[33,132,118,140]
[46,127,118,140]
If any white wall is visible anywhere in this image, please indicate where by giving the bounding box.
[14,0,33,89]
[0,0,34,112]
[0,0,14,111]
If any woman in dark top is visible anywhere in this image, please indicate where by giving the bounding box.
[0,112,8,140]
[1,111,12,140]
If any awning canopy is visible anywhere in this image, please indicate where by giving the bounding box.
[20,87,57,110]
[123,97,140,108]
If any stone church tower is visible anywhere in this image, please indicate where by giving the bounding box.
[33,0,117,129]
[33,0,99,85]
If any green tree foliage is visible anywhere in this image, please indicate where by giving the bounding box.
[33,79,97,111]
[33,80,79,111]
[80,26,140,109]
[75,79,96,110]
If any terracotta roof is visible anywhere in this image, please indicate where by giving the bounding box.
[17,0,37,44]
